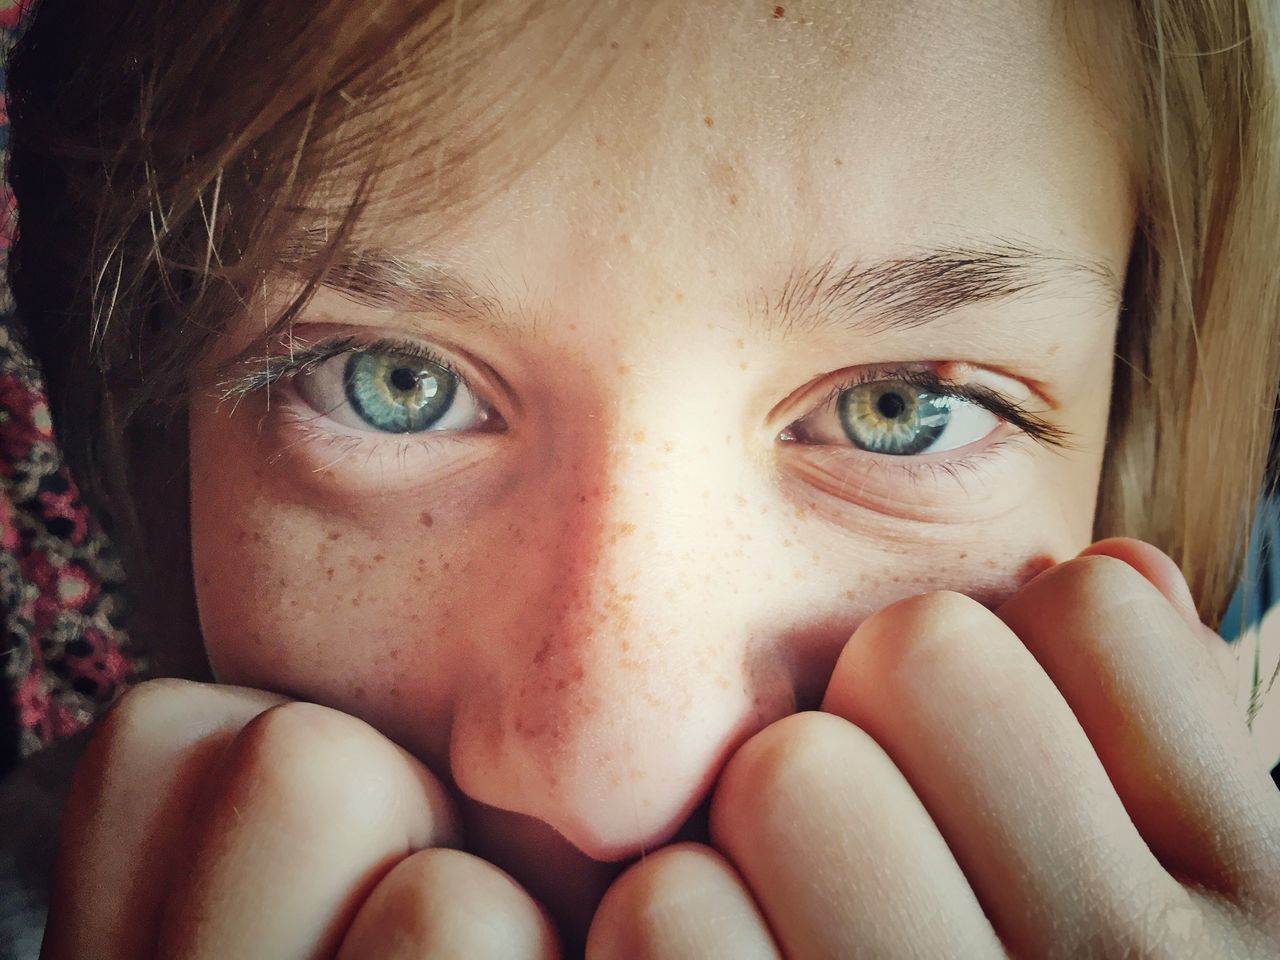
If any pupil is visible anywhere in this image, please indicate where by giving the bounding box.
[389,367,418,393]
[876,391,907,419]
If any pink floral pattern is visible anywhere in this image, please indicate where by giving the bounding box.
[0,0,136,773]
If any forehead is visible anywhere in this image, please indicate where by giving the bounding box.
[319,0,1136,308]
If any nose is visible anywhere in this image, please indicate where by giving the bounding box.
[448,407,804,861]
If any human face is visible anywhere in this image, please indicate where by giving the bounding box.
[188,0,1133,915]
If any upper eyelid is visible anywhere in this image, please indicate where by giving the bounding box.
[793,366,1074,452]
[214,329,1073,452]
[214,332,468,404]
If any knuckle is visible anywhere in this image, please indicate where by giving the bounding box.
[97,678,201,744]
[1044,554,1154,608]
[859,590,996,655]
[845,589,1002,684]
[227,701,394,824]
[83,678,207,777]
[592,844,724,949]
[716,711,881,823]
[360,849,547,954]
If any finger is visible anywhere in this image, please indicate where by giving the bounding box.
[335,848,560,960]
[822,591,1184,959]
[156,701,461,960]
[710,711,1006,959]
[1076,539,1237,694]
[996,556,1280,913]
[41,679,287,960]
[586,843,780,960]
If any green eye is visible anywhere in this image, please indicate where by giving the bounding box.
[343,352,457,433]
[837,380,956,455]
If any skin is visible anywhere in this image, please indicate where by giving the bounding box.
[39,0,1280,957]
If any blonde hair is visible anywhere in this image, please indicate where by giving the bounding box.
[1096,0,1280,628]
[6,0,1279,684]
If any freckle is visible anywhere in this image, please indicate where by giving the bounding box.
[389,685,403,700]
[662,441,673,453]
[351,596,361,608]
[595,134,606,146]
[327,531,340,541]
[592,178,601,188]
[533,637,553,666]
[716,674,729,689]
[619,522,636,538]
[834,157,843,166]
[736,338,745,349]
[740,361,749,371]
[389,648,400,661]
[371,554,385,563]
[353,685,366,700]
[728,193,738,206]
[704,114,714,128]
[569,322,578,331]
[616,203,625,214]
[609,39,619,50]
[621,639,631,652]
[958,552,969,560]
[419,511,434,527]
[773,5,785,17]
[441,560,451,571]
[631,429,646,442]
[325,567,335,581]
[252,531,264,544]
[674,291,685,303]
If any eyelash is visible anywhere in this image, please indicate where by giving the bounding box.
[217,333,468,408]
[217,334,1072,482]
[805,365,1072,451]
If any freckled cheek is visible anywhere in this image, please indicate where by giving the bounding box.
[190,421,518,766]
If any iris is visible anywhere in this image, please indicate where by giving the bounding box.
[342,352,457,433]
[837,380,955,455]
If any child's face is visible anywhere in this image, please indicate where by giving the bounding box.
[188,0,1132,873]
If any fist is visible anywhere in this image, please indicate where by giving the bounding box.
[41,679,559,960]
[588,540,1280,958]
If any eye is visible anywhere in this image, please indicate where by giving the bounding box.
[784,376,1001,456]
[294,348,493,433]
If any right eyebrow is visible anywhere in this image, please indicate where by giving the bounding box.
[314,250,503,320]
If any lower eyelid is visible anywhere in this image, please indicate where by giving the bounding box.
[780,436,1037,523]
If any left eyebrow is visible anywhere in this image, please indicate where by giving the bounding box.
[755,242,1122,337]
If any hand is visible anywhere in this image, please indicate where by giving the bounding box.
[41,679,560,960]
[586,539,1280,958]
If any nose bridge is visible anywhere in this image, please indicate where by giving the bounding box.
[560,411,731,642]
[449,383,798,860]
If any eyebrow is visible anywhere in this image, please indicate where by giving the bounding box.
[752,242,1122,338]
[295,238,1120,335]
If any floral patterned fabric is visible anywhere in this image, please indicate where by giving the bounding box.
[0,0,136,778]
